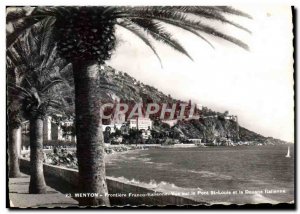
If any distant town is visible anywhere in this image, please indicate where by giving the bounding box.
[19,109,261,152]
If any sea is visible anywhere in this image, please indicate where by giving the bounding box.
[105,145,294,205]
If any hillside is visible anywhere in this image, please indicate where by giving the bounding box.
[97,65,288,145]
[99,66,175,103]
[42,64,288,146]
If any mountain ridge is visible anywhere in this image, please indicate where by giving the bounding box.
[98,65,289,145]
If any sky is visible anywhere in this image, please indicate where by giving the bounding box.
[107,6,294,142]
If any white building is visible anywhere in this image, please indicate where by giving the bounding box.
[197,104,203,111]
[59,120,75,141]
[43,116,52,141]
[129,117,152,130]
[102,124,124,133]
[225,115,238,122]
[111,113,126,124]
[21,121,30,135]
[141,129,152,139]
[162,119,178,127]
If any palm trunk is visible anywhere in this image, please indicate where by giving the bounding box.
[8,125,22,178]
[73,60,110,206]
[29,117,47,194]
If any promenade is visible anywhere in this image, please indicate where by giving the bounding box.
[9,173,78,208]
[10,158,203,207]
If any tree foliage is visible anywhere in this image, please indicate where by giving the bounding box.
[7,20,74,120]
[7,6,251,66]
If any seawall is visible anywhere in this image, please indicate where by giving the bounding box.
[19,158,204,206]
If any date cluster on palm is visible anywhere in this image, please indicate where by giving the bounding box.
[54,7,116,64]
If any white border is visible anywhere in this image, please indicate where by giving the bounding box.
[1,1,298,213]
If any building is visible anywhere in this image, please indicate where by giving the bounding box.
[161,119,178,127]
[189,138,202,145]
[129,117,152,130]
[197,104,203,111]
[40,116,76,142]
[111,113,126,124]
[224,115,236,121]
[102,123,124,133]
[43,116,52,141]
[21,121,30,135]
[141,129,151,140]
[59,120,75,141]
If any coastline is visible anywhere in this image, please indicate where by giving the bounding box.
[20,144,294,205]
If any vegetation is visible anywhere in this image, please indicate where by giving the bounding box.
[7,22,72,193]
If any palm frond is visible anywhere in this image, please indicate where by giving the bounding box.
[24,77,32,87]
[58,63,72,75]
[117,19,163,67]
[7,17,46,48]
[125,19,193,60]
[130,18,215,49]
[6,7,28,23]
[7,42,28,68]
[46,99,69,112]
[39,45,57,72]
[169,6,251,33]
[40,78,65,93]
[6,7,53,47]
[8,84,32,97]
[116,7,249,50]
[164,7,250,32]
[212,6,252,19]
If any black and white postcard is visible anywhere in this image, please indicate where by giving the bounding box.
[6,5,295,209]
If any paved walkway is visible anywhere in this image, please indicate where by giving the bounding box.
[9,173,78,208]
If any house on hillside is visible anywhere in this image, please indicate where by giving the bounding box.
[129,117,152,130]
[161,119,178,127]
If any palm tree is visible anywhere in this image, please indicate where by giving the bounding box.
[9,76,69,194]
[7,6,250,206]
[7,22,73,193]
[7,52,24,178]
[7,100,22,178]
